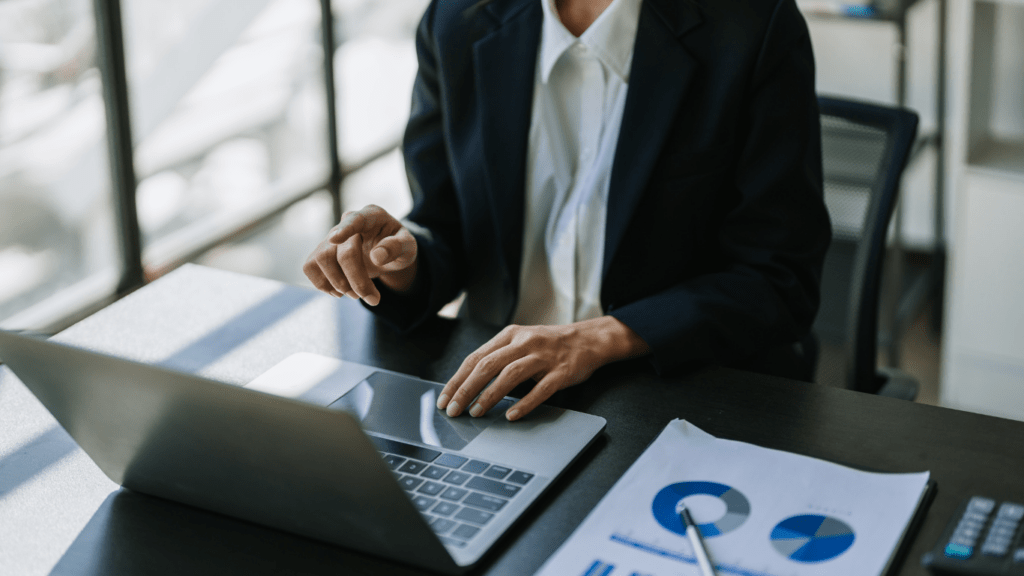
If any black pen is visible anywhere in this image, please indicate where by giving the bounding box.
[678,503,719,576]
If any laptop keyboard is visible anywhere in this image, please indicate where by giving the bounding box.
[370,436,534,549]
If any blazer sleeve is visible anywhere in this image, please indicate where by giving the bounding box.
[608,0,831,374]
[365,2,468,331]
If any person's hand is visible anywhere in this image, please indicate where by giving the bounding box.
[303,205,418,305]
[436,316,649,421]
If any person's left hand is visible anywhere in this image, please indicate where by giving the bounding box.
[436,316,649,421]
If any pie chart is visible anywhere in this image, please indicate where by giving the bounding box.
[770,514,856,562]
[652,481,751,538]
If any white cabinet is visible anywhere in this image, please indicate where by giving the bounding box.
[942,0,1024,419]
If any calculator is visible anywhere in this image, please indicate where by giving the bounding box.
[922,496,1024,575]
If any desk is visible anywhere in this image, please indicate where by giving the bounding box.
[1,264,1022,575]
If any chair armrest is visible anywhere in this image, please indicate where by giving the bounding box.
[876,367,919,401]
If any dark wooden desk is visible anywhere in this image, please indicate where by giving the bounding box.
[1,265,1022,575]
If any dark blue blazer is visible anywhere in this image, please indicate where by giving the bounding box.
[371,0,832,376]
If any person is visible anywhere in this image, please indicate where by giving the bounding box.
[304,0,832,422]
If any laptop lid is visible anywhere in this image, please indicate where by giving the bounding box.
[0,330,461,574]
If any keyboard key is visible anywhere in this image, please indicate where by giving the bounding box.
[418,481,445,496]
[382,455,406,470]
[369,436,441,462]
[483,465,511,480]
[432,501,459,516]
[455,507,494,526]
[464,492,508,512]
[432,518,457,534]
[507,471,534,485]
[443,471,471,485]
[440,487,468,502]
[435,454,469,468]
[461,460,490,474]
[399,461,429,475]
[452,524,481,540]
[413,495,437,511]
[422,466,449,480]
[398,476,424,491]
[1014,548,1024,563]
[439,536,467,548]
[466,476,522,498]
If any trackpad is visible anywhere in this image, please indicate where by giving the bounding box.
[327,371,513,451]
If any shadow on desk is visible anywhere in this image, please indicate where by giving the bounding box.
[51,489,426,576]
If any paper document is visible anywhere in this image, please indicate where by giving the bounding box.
[536,420,930,576]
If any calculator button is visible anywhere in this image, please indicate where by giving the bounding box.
[954,527,980,540]
[999,503,1024,521]
[945,543,973,559]
[968,497,996,514]
[965,510,989,523]
[982,542,1009,556]
[951,535,977,548]
[1013,548,1024,563]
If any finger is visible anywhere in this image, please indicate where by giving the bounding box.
[315,245,353,295]
[446,344,524,417]
[437,328,517,411]
[467,356,542,417]
[329,205,387,244]
[337,234,381,306]
[504,372,566,421]
[370,229,417,270]
[302,260,343,297]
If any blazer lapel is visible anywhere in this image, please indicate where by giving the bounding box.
[603,0,703,281]
[473,0,543,288]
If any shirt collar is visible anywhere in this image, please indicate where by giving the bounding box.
[538,0,642,84]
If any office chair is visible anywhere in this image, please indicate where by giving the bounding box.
[812,96,920,400]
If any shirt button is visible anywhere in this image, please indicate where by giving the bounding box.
[573,43,587,54]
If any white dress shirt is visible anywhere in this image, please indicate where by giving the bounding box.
[511,0,642,326]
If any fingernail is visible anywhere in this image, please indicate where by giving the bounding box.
[436,394,448,409]
[469,403,483,417]
[506,409,520,421]
[446,401,460,417]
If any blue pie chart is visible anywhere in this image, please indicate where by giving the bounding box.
[770,515,856,562]
[652,481,751,538]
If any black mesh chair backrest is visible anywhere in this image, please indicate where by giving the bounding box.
[817,96,918,394]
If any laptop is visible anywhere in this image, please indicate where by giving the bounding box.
[0,330,605,574]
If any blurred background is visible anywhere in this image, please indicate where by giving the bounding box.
[0,0,1021,420]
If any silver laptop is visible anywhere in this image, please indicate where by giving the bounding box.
[0,330,605,574]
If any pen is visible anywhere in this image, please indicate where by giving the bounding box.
[678,503,719,576]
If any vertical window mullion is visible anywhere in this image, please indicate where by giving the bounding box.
[320,0,343,223]
[93,0,144,294]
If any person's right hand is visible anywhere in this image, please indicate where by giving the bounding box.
[303,205,418,305]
